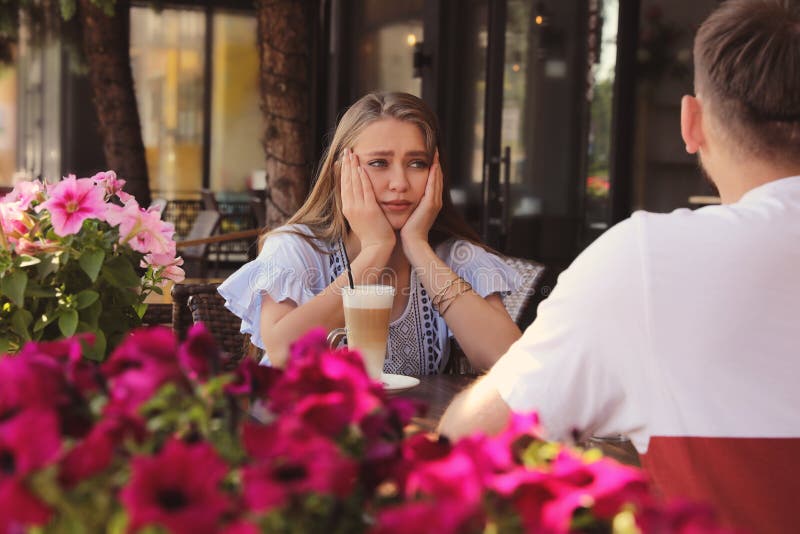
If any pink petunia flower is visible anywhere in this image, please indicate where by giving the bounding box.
[106,200,175,255]
[2,180,44,210]
[90,170,126,198]
[0,199,32,241]
[241,416,357,512]
[0,410,62,531]
[13,237,62,255]
[120,438,231,534]
[141,252,186,284]
[37,175,107,236]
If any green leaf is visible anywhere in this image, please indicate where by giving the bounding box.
[75,289,100,310]
[0,338,9,354]
[58,309,79,337]
[11,308,33,341]
[1,270,28,307]
[107,508,129,534]
[33,309,59,332]
[82,329,106,361]
[36,256,59,279]
[79,249,105,282]
[25,281,57,298]
[59,0,77,20]
[134,302,148,319]
[17,254,41,268]
[79,299,102,330]
[102,255,142,288]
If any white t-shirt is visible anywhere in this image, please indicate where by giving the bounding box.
[490,175,800,453]
[218,224,523,375]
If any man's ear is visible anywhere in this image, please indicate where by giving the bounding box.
[681,95,705,154]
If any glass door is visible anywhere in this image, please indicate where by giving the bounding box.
[442,0,622,274]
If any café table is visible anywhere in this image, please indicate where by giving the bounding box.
[395,374,640,467]
[394,374,477,433]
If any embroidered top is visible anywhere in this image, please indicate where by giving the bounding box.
[217,224,523,375]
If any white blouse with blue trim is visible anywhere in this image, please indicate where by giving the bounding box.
[217,224,523,375]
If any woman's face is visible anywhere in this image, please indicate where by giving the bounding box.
[350,118,432,230]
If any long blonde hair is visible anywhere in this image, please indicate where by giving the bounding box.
[276,91,483,250]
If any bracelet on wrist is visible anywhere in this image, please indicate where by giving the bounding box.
[438,281,473,316]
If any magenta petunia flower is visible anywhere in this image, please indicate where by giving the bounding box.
[120,438,231,534]
[220,520,261,534]
[268,328,384,436]
[17,335,100,396]
[373,500,475,534]
[178,323,221,382]
[223,357,282,398]
[0,351,71,420]
[102,327,188,414]
[241,417,357,512]
[403,450,485,527]
[540,450,650,530]
[0,410,62,530]
[59,410,146,487]
[37,176,107,236]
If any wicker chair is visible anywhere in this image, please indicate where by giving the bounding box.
[172,282,257,366]
[500,256,546,325]
[445,256,546,375]
[141,302,173,328]
[171,282,223,340]
[178,210,221,278]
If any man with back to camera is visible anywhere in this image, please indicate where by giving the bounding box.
[439,0,800,531]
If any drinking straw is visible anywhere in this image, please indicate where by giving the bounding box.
[339,238,355,289]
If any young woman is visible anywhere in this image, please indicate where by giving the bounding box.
[218,92,523,374]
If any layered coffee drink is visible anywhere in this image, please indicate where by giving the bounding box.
[341,285,395,379]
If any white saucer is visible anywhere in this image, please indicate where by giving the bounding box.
[381,373,420,392]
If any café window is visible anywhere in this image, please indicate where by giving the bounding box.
[0,63,17,184]
[351,0,424,97]
[130,6,262,199]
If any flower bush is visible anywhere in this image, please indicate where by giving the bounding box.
[0,172,184,359]
[0,327,728,533]
[586,176,610,199]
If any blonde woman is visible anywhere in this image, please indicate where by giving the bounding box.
[218,92,523,374]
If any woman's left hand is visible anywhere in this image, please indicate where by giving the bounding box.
[401,151,443,253]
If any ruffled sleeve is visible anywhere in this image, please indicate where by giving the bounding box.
[217,226,328,353]
[439,240,524,297]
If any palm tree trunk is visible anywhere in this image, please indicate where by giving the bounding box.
[255,0,313,227]
[78,0,150,206]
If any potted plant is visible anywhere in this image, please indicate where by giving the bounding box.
[0,172,184,359]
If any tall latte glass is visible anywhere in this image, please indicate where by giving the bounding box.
[328,285,395,379]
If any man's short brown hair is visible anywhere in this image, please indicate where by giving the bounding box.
[694,0,800,163]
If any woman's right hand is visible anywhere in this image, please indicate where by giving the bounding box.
[340,148,396,252]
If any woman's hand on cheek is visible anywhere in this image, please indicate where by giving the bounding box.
[340,148,396,252]
[401,150,443,253]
